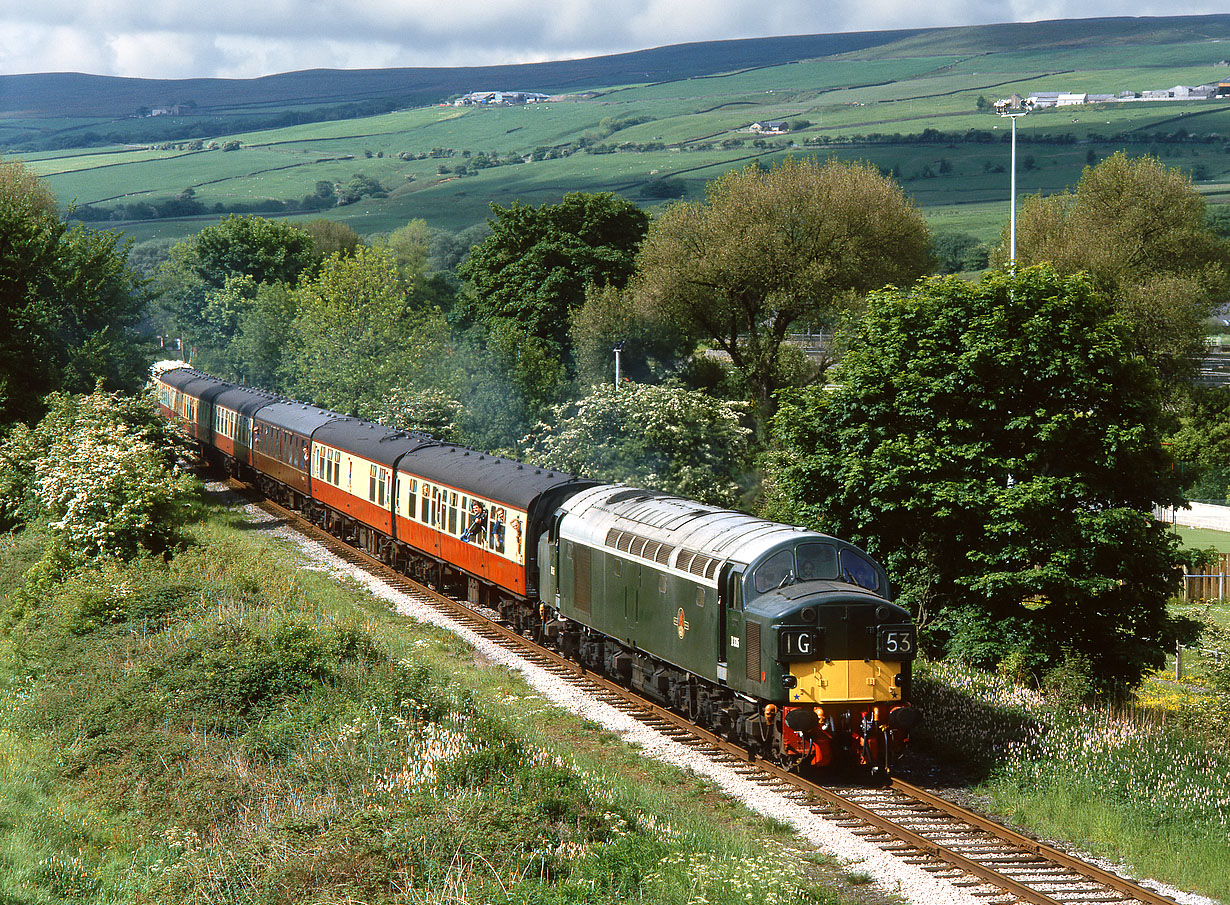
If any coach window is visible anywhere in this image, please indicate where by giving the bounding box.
[492,508,505,554]
[421,482,430,523]
[407,480,418,520]
[369,464,378,502]
[379,469,388,507]
[448,493,458,535]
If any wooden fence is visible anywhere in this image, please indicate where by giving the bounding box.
[1180,552,1230,601]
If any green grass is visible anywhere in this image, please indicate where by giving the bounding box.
[0,500,869,905]
[1172,524,1230,555]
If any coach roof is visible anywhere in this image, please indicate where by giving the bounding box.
[397,445,592,509]
[254,400,342,438]
[160,367,229,400]
[313,418,435,468]
[214,384,281,417]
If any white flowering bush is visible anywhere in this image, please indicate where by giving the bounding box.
[2,385,195,560]
[523,382,752,507]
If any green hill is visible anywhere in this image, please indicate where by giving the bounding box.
[13,13,1230,245]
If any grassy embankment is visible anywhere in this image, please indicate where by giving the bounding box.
[21,25,1230,243]
[0,492,882,905]
[913,598,1230,901]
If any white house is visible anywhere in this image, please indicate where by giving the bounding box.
[749,121,789,134]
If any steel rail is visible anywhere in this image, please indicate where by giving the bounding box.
[890,779,1177,905]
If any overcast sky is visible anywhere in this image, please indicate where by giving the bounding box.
[1,1,1226,81]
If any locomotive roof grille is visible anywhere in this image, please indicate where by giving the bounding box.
[602,528,678,569]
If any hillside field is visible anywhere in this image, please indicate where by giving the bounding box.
[12,14,1230,244]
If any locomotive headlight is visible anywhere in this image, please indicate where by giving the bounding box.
[781,674,797,689]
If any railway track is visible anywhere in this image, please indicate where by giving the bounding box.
[241,485,1181,905]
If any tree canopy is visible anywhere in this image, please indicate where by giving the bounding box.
[0,161,148,427]
[155,215,317,371]
[523,382,751,507]
[1009,152,1230,387]
[456,192,650,352]
[766,265,1184,690]
[631,156,932,425]
[284,246,451,417]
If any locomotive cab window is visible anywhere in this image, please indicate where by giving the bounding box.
[753,549,795,594]
[796,543,837,580]
[840,549,881,593]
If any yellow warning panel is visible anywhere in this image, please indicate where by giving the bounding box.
[788,660,902,704]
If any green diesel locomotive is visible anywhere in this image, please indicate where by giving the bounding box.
[539,485,920,773]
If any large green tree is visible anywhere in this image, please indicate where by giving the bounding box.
[284,246,451,417]
[1009,152,1230,387]
[456,192,650,352]
[523,382,751,507]
[0,161,148,426]
[155,215,316,371]
[766,265,1184,690]
[569,283,694,387]
[632,156,932,426]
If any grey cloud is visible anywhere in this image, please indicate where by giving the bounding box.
[2,0,1229,78]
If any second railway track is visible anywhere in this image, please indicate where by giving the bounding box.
[236,481,1182,905]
